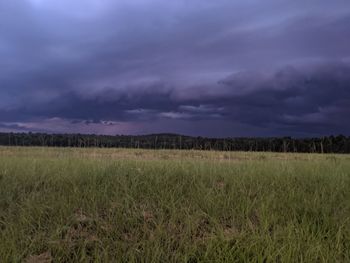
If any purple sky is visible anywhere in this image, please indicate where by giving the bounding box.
[1,0,350,137]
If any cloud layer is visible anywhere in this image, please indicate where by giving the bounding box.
[1,0,350,136]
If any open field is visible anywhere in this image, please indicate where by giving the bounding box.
[0,147,350,262]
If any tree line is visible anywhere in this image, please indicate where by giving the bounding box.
[0,132,349,153]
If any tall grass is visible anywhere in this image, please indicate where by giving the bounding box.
[0,147,349,262]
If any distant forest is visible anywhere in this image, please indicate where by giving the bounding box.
[1,132,350,153]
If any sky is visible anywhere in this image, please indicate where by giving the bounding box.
[0,0,350,137]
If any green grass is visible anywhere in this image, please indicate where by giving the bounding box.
[0,147,350,262]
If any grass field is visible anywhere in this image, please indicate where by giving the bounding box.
[0,147,350,262]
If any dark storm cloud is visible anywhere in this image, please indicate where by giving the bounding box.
[1,0,350,136]
[2,62,350,136]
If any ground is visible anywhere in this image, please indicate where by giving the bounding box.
[0,147,350,262]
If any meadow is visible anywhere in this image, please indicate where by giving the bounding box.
[0,147,350,262]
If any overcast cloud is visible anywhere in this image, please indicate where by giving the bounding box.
[1,0,350,137]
